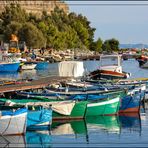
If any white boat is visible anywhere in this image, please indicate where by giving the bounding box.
[0,108,27,135]
[21,63,37,70]
[89,54,131,79]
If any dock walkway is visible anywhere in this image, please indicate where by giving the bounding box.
[0,76,71,93]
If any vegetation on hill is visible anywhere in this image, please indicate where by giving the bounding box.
[0,4,119,52]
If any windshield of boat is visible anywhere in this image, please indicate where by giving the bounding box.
[100,56,120,66]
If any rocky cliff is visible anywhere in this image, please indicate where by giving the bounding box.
[0,0,69,15]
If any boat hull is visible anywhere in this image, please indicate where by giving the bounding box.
[27,108,52,130]
[89,69,129,80]
[86,96,120,116]
[52,101,87,120]
[0,62,20,72]
[0,108,27,135]
[0,99,87,120]
[119,92,142,113]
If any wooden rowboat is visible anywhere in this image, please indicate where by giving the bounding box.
[0,107,27,135]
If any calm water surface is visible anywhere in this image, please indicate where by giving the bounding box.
[1,59,148,147]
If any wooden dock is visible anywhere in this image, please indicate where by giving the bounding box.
[75,55,100,61]
[0,76,72,93]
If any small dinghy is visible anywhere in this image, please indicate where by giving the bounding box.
[0,107,27,135]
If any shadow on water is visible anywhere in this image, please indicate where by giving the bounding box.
[0,113,142,147]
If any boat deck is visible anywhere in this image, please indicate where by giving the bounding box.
[0,76,71,93]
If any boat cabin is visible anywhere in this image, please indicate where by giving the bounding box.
[99,55,122,73]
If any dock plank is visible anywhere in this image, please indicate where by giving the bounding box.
[0,76,71,93]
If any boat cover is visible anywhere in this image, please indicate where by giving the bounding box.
[27,108,52,127]
[58,61,84,77]
[4,100,76,116]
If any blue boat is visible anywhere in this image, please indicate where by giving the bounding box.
[0,62,20,72]
[27,107,52,131]
[0,105,52,131]
[35,62,49,70]
[119,90,144,113]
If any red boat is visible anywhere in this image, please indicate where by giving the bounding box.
[137,55,148,68]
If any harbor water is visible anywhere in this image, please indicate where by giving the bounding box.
[1,59,148,147]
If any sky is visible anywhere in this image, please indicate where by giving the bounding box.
[66,1,148,44]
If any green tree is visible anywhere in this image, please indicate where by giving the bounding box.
[0,4,28,27]
[95,38,103,52]
[102,40,112,53]
[102,38,119,53]
[19,23,46,48]
[108,38,119,51]
[4,21,22,41]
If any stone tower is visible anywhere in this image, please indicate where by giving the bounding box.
[0,0,69,15]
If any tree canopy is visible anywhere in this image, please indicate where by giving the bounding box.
[0,4,120,52]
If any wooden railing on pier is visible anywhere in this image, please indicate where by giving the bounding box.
[0,76,71,93]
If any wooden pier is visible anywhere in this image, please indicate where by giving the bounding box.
[0,76,71,93]
[75,55,100,61]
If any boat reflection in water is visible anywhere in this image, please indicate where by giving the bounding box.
[0,130,51,147]
[26,130,52,147]
[0,113,141,146]
[0,135,25,147]
[86,113,141,135]
[51,120,89,144]
[19,69,37,80]
[86,115,120,134]
[119,113,141,134]
[51,120,87,135]
[0,72,19,80]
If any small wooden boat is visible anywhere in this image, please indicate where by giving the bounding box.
[15,90,121,116]
[0,107,27,135]
[0,99,87,120]
[0,62,20,72]
[0,104,52,131]
[21,62,37,70]
[16,81,144,114]
[119,90,144,113]
[89,54,131,80]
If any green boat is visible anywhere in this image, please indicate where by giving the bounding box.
[85,95,120,116]
[0,98,87,120]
